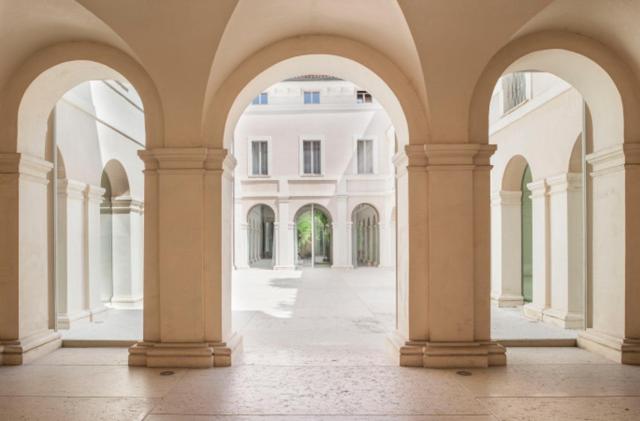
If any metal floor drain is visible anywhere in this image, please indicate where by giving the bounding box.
[160,370,175,376]
[456,370,472,376]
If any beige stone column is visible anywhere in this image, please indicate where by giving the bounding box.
[56,178,90,329]
[388,144,504,368]
[544,173,584,329]
[130,147,241,368]
[578,144,640,364]
[490,190,524,307]
[0,153,61,365]
[84,185,107,320]
[523,180,550,321]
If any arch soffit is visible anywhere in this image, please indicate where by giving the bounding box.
[102,159,130,198]
[501,154,532,191]
[469,31,640,149]
[350,202,380,220]
[0,41,164,157]
[202,35,430,150]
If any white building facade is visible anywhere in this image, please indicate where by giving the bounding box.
[233,77,396,270]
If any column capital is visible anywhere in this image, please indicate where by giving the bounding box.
[425,143,496,168]
[111,198,144,214]
[84,184,106,204]
[527,179,547,197]
[491,190,522,206]
[0,153,52,184]
[547,172,582,194]
[57,179,86,199]
[138,147,236,172]
[587,143,640,176]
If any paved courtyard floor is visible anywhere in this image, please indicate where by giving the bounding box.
[3,268,640,420]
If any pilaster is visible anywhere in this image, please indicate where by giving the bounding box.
[130,147,241,368]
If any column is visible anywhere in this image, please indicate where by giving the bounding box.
[57,179,90,329]
[490,190,524,307]
[130,147,241,368]
[331,195,351,268]
[387,144,505,368]
[346,222,353,268]
[234,212,249,269]
[577,144,640,364]
[0,153,61,365]
[523,180,550,321]
[84,184,107,320]
[110,198,143,308]
[274,200,295,269]
[544,173,584,328]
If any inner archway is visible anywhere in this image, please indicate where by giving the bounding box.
[295,204,332,268]
[352,203,380,267]
[247,204,276,268]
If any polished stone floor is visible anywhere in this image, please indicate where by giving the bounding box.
[3,268,640,420]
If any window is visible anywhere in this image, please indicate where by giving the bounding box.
[357,139,374,174]
[356,90,372,104]
[502,72,527,113]
[252,92,268,105]
[251,140,268,175]
[303,91,320,104]
[302,140,322,175]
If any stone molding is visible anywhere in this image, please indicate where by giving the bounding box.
[491,190,522,207]
[547,172,583,195]
[0,330,61,365]
[84,184,106,204]
[526,179,547,197]
[587,143,640,176]
[578,328,640,364]
[110,198,144,214]
[139,147,236,173]
[57,178,86,200]
[0,153,53,184]
[425,143,496,169]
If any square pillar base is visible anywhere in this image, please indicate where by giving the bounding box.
[273,265,296,270]
[387,330,506,368]
[128,333,243,368]
[577,329,640,365]
[523,302,544,320]
[542,308,584,329]
[0,330,62,365]
[491,293,524,308]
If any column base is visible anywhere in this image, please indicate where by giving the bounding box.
[578,329,640,365]
[523,302,544,320]
[128,332,243,368]
[491,293,524,308]
[109,295,143,309]
[57,309,92,329]
[330,265,353,269]
[387,330,506,368]
[0,330,62,365]
[273,265,296,270]
[542,308,584,329]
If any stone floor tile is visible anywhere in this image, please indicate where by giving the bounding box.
[505,347,615,365]
[480,396,640,421]
[30,347,129,366]
[0,365,186,398]
[0,396,155,421]
[151,366,489,416]
[146,415,498,421]
[452,364,640,397]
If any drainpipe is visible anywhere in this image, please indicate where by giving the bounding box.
[581,100,588,330]
[51,106,59,332]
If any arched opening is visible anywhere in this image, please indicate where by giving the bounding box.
[221,62,408,364]
[521,165,533,303]
[246,204,276,268]
[294,204,332,268]
[351,203,380,267]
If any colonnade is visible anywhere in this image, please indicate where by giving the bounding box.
[491,171,584,329]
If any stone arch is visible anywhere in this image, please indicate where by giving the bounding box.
[351,203,381,268]
[202,35,430,151]
[246,203,277,222]
[501,154,533,191]
[469,31,640,151]
[102,159,131,199]
[0,41,164,158]
[568,134,584,173]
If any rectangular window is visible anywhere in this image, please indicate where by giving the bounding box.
[302,140,322,175]
[356,90,372,104]
[502,72,527,113]
[303,91,320,104]
[251,140,268,175]
[252,92,268,105]
[357,139,374,174]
